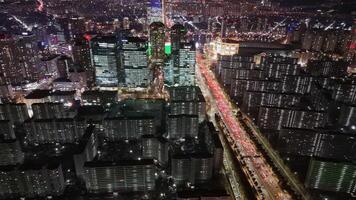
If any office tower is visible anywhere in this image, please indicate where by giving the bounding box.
[305,159,356,194]
[90,36,120,87]
[72,36,94,86]
[148,0,163,24]
[167,41,196,86]
[120,37,152,87]
[170,24,187,83]
[83,159,157,193]
[177,42,196,86]
[167,114,199,139]
[149,22,165,61]
[0,34,42,85]
[171,24,187,56]
[103,116,156,140]
[164,58,174,84]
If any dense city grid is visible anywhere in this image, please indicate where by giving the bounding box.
[0,0,355,200]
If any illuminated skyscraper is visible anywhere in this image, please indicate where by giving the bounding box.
[90,36,120,87]
[171,23,187,69]
[73,35,94,86]
[148,0,163,24]
[119,37,151,87]
[166,24,195,86]
[171,24,187,54]
[176,42,196,86]
[165,42,196,86]
[149,22,166,61]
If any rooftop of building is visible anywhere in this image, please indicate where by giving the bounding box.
[91,35,117,43]
[167,114,199,118]
[171,136,212,158]
[53,77,72,82]
[51,90,76,96]
[104,115,155,121]
[41,54,60,61]
[0,158,61,172]
[84,158,156,167]
[82,90,118,96]
[19,125,95,163]
[25,89,51,99]
[77,105,106,116]
[125,36,147,43]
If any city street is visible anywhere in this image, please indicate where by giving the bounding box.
[196,52,292,200]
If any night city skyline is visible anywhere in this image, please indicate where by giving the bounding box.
[0,0,355,200]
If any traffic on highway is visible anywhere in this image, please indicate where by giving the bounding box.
[196,52,293,200]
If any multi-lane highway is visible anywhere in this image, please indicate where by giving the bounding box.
[196,52,293,200]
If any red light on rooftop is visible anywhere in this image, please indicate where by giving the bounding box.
[84,34,92,41]
[350,42,356,50]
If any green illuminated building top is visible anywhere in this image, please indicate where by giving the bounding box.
[148,43,171,56]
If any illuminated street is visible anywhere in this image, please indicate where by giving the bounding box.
[196,52,293,200]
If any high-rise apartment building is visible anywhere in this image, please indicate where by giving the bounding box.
[305,159,356,195]
[0,34,43,85]
[83,159,157,193]
[73,36,94,86]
